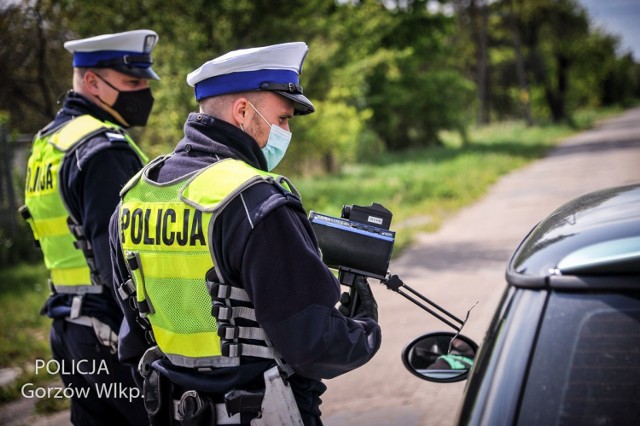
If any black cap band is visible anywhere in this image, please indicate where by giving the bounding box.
[95,54,153,68]
[259,81,304,94]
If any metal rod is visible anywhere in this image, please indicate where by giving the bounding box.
[396,288,462,331]
[400,282,465,326]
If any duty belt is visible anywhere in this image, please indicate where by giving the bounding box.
[173,388,264,425]
[62,299,118,355]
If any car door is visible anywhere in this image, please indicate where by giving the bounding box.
[457,286,548,426]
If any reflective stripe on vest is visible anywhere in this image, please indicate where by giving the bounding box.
[23,115,146,293]
[118,158,294,368]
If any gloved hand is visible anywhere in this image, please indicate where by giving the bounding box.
[338,275,378,322]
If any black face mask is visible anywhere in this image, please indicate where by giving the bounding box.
[95,73,154,127]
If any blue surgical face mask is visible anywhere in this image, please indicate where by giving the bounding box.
[249,102,292,171]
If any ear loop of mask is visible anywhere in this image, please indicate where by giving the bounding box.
[248,101,272,127]
[92,72,119,107]
[94,72,121,92]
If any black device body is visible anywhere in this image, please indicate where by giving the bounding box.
[309,203,395,282]
[309,203,467,330]
[309,202,395,317]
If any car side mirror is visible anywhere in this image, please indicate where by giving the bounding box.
[402,332,479,383]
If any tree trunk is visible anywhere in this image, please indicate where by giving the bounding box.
[34,0,55,118]
[323,152,339,174]
[546,53,569,122]
[508,0,534,126]
[470,0,490,125]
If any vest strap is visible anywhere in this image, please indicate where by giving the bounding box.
[211,304,256,322]
[221,342,278,359]
[73,239,92,251]
[66,218,105,288]
[207,282,251,303]
[117,279,136,300]
[47,115,108,151]
[138,299,153,315]
[217,324,269,341]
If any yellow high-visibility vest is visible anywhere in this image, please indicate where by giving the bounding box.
[23,114,147,294]
[118,157,295,368]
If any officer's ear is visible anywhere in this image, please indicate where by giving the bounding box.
[83,70,101,94]
[231,97,250,128]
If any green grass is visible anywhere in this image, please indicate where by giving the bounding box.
[0,263,51,368]
[0,263,55,407]
[295,119,581,251]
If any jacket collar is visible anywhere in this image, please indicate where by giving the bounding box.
[41,91,123,135]
[176,112,267,171]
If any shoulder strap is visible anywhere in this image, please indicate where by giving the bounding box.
[120,155,171,197]
[48,115,111,152]
[180,159,291,212]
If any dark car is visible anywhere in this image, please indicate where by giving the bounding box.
[403,183,640,425]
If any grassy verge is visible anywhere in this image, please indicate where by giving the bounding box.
[294,112,619,252]
[0,263,50,368]
[0,263,72,413]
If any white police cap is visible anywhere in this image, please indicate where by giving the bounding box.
[187,42,314,115]
[64,29,159,80]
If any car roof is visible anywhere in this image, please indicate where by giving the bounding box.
[506,183,640,288]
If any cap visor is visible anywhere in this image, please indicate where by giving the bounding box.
[112,64,160,80]
[277,92,314,115]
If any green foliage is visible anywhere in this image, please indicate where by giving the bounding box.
[1,0,639,167]
[364,4,476,150]
[0,1,70,132]
[281,100,382,175]
[490,0,638,123]
[0,0,637,269]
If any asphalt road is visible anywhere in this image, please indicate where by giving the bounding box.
[4,108,640,426]
[321,107,640,426]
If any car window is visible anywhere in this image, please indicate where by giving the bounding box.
[518,292,640,425]
[459,287,547,426]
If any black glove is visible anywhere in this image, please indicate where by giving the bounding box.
[339,275,378,322]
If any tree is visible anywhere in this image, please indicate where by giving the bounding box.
[451,0,491,125]
[506,0,534,126]
[516,0,591,122]
[364,0,475,150]
[0,1,71,132]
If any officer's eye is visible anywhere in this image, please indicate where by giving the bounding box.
[127,79,144,88]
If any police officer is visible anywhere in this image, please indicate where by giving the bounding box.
[109,42,381,425]
[21,30,159,425]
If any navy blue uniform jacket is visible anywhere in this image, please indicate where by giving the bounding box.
[108,113,382,415]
